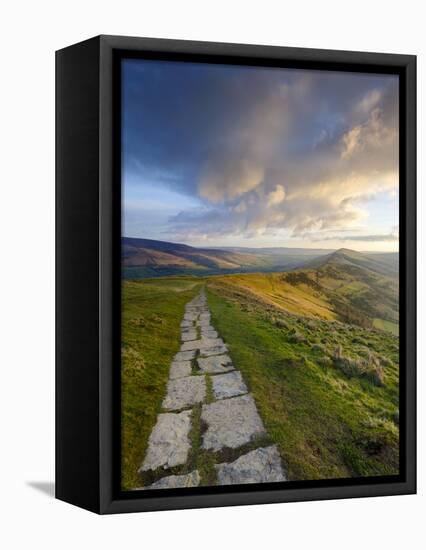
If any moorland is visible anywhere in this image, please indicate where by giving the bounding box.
[121,238,399,489]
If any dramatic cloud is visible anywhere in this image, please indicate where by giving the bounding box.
[340,106,397,160]
[122,60,399,250]
[267,185,286,206]
[199,158,264,203]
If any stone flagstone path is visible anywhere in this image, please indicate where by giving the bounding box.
[139,289,286,489]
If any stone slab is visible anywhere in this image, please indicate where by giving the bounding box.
[163,375,206,411]
[180,339,202,351]
[140,410,191,471]
[215,446,286,485]
[197,354,234,374]
[200,337,225,348]
[184,312,199,322]
[143,470,200,490]
[202,394,265,452]
[181,330,198,342]
[197,318,211,328]
[211,371,248,400]
[200,345,228,357]
[200,329,218,339]
[174,350,196,362]
[199,324,214,334]
[169,360,192,380]
[200,339,227,356]
[181,337,225,352]
[180,320,193,328]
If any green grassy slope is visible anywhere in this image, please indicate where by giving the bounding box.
[373,318,399,336]
[206,277,399,480]
[121,277,201,489]
[306,248,398,278]
[310,250,399,330]
[209,272,338,320]
[210,255,399,333]
[121,267,399,486]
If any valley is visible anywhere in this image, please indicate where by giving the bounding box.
[122,237,399,335]
[122,236,334,278]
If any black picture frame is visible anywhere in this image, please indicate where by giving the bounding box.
[56,35,416,514]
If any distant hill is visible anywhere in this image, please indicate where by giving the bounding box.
[122,237,266,277]
[304,248,399,278]
[123,239,399,334]
[293,248,399,331]
[122,237,333,278]
[208,247,399,333]
[217,245,333,257]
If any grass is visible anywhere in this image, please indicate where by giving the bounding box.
[121,277,201,489]
[373,317,399,336]
[209,264,399,336]
[206,276,399,480]
[121,268,400,487]
[211,272,337,320]
[185,404,217,486]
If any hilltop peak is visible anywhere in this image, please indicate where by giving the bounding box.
[303,246,398,278]
[333,248,361,256]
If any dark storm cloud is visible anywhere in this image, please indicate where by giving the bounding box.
[123,60,399,240]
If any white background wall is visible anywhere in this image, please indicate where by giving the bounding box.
[0,1,423,548]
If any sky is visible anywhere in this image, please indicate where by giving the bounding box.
[122,59,399,252]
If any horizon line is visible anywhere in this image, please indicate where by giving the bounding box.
[122,235,399,254]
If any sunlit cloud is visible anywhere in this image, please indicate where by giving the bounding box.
[122,60,399,250]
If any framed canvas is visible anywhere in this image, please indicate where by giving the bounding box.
[56,35,416,514]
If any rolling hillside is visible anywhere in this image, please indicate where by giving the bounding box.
[208,248,399,334]
[122,274,399,485]
[121,247,400,486]
[304,248,399,278]
[123,237,265,277]
[206,279,399,480]
[304,248,399,332]
[122,237,334,278]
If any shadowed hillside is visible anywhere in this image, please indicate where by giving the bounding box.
[208,248,399,334]
[304,248,399,278]
[123,237,266,277]
[301,248,399,332]
[123,237,334,278]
